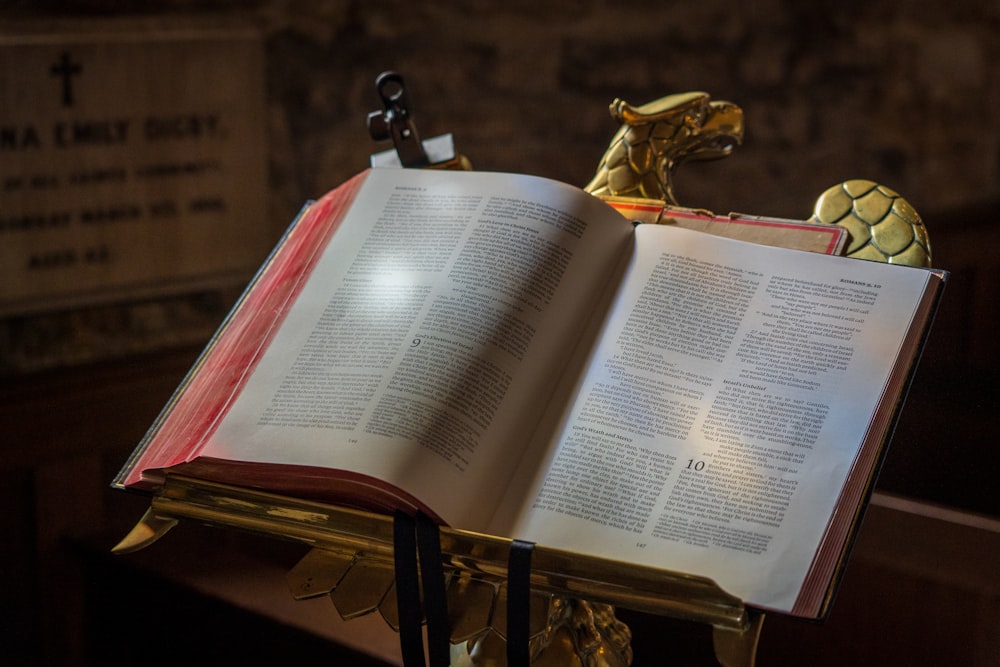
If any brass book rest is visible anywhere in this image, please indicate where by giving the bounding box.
[115,474,764,666]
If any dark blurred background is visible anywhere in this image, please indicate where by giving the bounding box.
[2,1,997,665]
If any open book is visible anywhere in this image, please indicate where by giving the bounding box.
[115,168,944,619]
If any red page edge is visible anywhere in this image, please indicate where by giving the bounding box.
[114,170,371,491]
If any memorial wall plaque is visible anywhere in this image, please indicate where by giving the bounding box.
[0,19,269,372]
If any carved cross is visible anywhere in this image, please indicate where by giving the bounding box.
[50,51,82,107]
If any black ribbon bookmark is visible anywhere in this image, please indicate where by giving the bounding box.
[392,510,451,667]
[507,539,535,667]
[393,510,424,667]
[416,512,450,667]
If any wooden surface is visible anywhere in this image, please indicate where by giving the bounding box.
[0,346,202,664]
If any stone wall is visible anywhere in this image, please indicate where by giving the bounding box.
[8,1,996,219]
[255,1,999,224]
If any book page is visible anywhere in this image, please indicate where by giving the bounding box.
[199,168,633,529]
[502,223,936,613]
